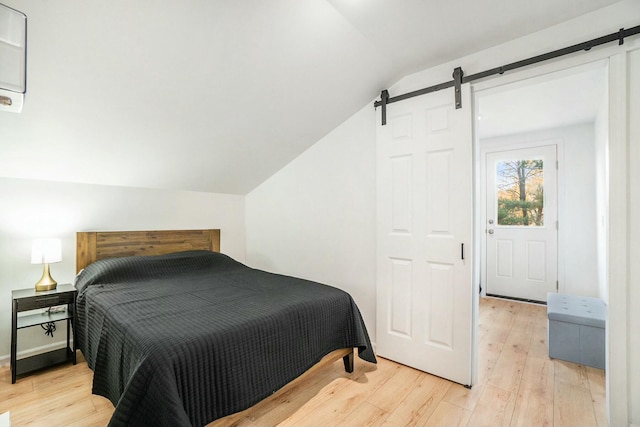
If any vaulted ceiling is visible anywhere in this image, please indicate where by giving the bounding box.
[0,0,620,194]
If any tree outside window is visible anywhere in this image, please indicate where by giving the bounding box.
[496,159,544,226]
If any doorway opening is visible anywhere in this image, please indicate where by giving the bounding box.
[472,58,610,422]
[475,61,608,303]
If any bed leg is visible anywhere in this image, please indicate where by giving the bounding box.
[342,349,354,373]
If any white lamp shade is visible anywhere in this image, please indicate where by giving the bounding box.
[31,238,62,264]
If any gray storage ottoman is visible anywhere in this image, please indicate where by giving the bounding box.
[547,293,606,369]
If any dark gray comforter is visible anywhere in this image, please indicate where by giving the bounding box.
[74,251,376,427]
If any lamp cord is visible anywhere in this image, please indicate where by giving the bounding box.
[42,307,57,337]
[41,321,56,337]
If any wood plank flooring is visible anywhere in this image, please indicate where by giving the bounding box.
[0,297,607,426]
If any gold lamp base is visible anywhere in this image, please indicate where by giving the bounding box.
[35,263,57,292]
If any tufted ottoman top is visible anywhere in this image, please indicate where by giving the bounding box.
[547,293,606,328]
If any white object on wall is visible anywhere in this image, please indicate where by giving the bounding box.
[0,3,26,113]
[0,88,23,113]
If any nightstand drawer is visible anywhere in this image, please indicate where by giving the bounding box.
[17,292,75,311]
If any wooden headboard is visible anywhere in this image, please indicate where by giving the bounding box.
[76,229,220,273]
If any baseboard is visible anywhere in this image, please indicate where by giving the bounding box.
[0,340,71,368]
[486,293,547,305]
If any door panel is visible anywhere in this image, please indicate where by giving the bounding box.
[391,156,412,232]
[496,240,513,277]
[426,149,453,233]
[527,240,546,281]
[389,257,412,337]
[377,86,473,386]
[426,261,455,349]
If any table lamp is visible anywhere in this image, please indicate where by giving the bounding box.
[31,238,62,291]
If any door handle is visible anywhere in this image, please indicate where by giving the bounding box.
[488,229,494,235]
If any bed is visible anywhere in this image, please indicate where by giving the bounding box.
[74,229,376,427]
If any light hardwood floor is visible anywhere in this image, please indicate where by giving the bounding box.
[0,297,606,426]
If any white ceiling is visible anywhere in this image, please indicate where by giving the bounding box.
[0,0,621,194]
[477,64,608,139]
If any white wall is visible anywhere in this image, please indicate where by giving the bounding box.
[481,123,600,297]
[246,104,377,337]
[0,177,245,363]
[594,87,609,303]
[245,2,640,424]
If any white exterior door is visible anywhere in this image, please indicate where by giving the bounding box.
[376,85,473,386]
[485,145,558,302]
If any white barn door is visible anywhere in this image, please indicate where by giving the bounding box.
[376,85,473,386]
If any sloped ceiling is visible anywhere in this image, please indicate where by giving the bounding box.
[0,0,620,194]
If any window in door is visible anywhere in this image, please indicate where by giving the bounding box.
[496,159,544,227]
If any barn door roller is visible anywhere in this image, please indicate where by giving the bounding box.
[375,24,640,125]
[453,67,463,110]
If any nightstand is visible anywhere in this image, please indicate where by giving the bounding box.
[10,284,77,384]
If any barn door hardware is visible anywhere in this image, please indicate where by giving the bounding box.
[375,24,640,125]
[374,75,457,125]
[378,90,389,126]
[453,67,463,109]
